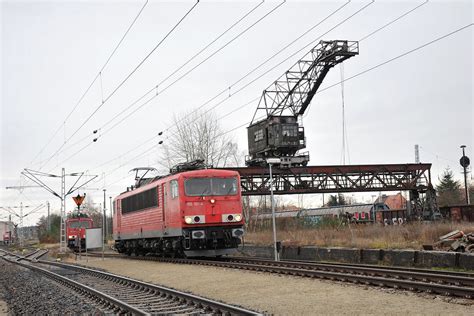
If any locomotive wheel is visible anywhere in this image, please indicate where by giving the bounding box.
[467,244,474,253]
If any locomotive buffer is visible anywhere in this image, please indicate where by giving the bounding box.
[247,40,359,167]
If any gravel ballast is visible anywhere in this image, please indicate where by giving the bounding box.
[0,259,101,315]
[77,257,473,315]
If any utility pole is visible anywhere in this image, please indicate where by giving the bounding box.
[460,145,471,205]
[109,196,113,238]
[21,168,97,253]
[47,201,51,231]
[19,203,23,247]
[103,189,107,242]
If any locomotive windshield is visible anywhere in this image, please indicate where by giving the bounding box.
[68,221,91,228]
[184,177,238,196]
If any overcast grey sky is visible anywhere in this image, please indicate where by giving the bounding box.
[1,0,472,225]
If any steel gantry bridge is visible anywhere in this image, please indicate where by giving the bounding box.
[223,163,437,218]
[225,163,432,195]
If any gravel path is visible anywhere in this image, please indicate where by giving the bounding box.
[0,259,101,315]
[76,257,474,315]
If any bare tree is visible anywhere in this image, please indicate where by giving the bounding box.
[159,109,242,170]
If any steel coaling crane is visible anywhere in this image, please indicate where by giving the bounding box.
[246,40,359,167]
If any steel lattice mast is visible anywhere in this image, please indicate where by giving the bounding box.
[251,40,359,123]
[21,168,97,253]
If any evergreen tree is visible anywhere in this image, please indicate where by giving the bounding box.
[326,194,346,206]
[436,168,462,206]
[37,214,61,243]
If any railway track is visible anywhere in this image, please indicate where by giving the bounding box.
[87,251,474,299]
[0,249,260,315]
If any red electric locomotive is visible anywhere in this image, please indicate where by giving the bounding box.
[66,213,93,252]
[113,166,244,257]
[3,232,11,245]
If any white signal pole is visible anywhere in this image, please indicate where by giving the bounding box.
[267,158,281,261]
[60,168,66,252]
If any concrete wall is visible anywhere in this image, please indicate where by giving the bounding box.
[239,244,474,270]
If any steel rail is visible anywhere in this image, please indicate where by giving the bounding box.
[37,259,260,315]
[87,251,474,281]
[85,252,474,298]
[0,249,260,315]
[271,257,474,277]
[227,257,474,287]
[0,252,148,315]
[162,258,474,298]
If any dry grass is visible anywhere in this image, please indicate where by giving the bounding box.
[244,221,474,249]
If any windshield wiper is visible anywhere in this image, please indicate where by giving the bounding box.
[200,187,210,198]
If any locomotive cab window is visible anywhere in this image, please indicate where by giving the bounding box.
[68,221,91,228]
[170,180,179,199]
[185,177,238,196]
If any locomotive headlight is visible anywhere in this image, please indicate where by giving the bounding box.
[184,215,205,224]
[210,199,215,204]
[222,214,242,223]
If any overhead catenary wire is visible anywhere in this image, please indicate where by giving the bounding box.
[216,23,473,139]
[46,0,286,170]
[358,0,429,42]
[92,143,159,187]
[182,0,375,132]
[95,0,269,137]
[56,1,460,188]
[97,0,286,139]
[163,0,352,133]
[66,0,375,179]
[29,0,149,168]
[90,0,363,169]
[316,23,474,95]
[41,0,200,171]
[88,0,434,184]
